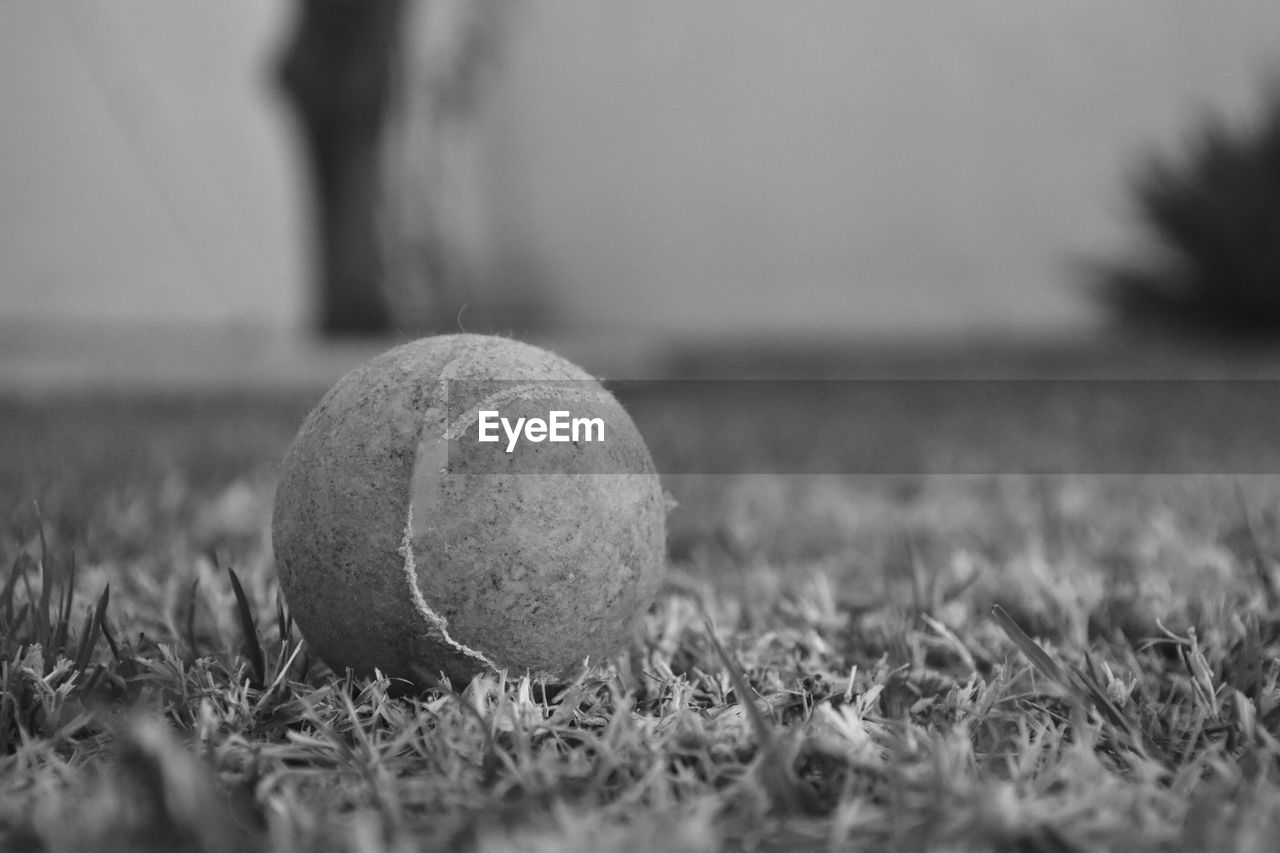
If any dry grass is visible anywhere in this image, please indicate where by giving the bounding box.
[3,390,1280,851]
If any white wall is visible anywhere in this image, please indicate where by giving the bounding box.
[480,1,1280,339]
[3,2,1280,339]
[0,1,304,328]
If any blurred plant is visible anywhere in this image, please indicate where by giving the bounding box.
[1,513,114,755]
[1097,80,1280,338]
[280,0,518,336]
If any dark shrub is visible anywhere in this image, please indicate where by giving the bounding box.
[1098,81,1280,338]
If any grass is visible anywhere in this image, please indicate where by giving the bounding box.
[3,384,1280,851]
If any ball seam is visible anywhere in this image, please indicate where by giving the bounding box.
[398,502,500,673]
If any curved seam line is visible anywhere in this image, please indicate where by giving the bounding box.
[399,501,499,671]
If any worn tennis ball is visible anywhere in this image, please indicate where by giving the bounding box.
[271,334,666,686]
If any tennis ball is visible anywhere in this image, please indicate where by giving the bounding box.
[271,334,666,686]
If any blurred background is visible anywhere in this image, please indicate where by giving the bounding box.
[4,1,1280,389]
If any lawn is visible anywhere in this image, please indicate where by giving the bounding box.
[3,374,1280,852]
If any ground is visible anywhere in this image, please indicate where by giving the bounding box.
[3,364,1280,852]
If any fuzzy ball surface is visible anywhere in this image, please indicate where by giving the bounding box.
[272,334,666,685]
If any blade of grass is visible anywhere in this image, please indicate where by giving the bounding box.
[251,640,308,719]
[81,664,107,694]
[991,605,1074,690]
[100,610,122,664]
[1,553,30,626]
[1078,651,1145,740]
[276,592,292,646]
[51,552,78,660]
[184,577,200,660]
[994,605,1164,766]
[1233,480,1277,604]
[32,505,52,644]
[702,617,816,815]
[425,669,506,785]
[227,566,265,689]
[72,609,96,672]
[74,584,110,674]
[10,603,31,649]
[34,502,53,629]
[274,593,297,681]
[20,570,45,644]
